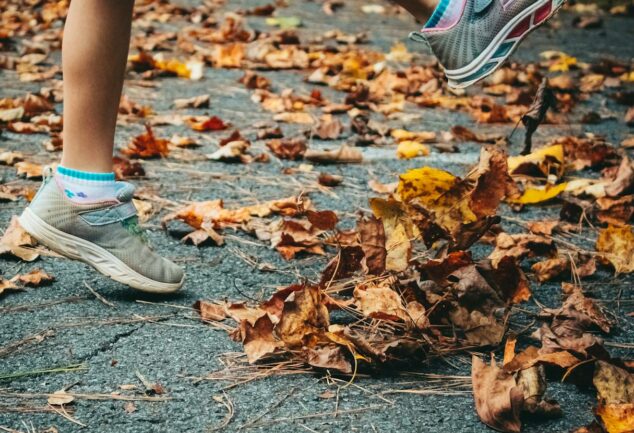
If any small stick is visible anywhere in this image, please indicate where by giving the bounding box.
[83,281,116,308]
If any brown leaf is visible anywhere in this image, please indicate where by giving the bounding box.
[47,390,74,406]
[320,245,364,285]
[317,173,343,187]
[304,345,352,373]
[306,210,338,231]
[0,278,20,296]
[0,216,40,261]
[193,300,227,322]
[358,215,386,275]
[240,314,281,363]
[521,78,555,155]
[173,94,210,109]
[304,144,362,164]
[266,138,306,160]
[123,125,169,158]
[353,282,412,323]
[275,285,330,347]
[15,161,43,179]
[186,115,229,132]
[113,157,145,180]
[489,232,556,268]
[10,269,54,287]
[313,114,343,140]
[472,356,524,433]
[238,71,271,89]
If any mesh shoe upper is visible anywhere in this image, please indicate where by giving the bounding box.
[28,175,184,285]
[423,0,542,71]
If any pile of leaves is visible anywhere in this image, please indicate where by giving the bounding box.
[1,0,633,432]
[190,141,634,432]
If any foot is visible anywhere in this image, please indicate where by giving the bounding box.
[410,0,566,88]
[19,169,184,293]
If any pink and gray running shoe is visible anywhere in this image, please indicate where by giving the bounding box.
[410,0,566,88]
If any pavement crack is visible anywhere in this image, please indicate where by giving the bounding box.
[79,323,146,362]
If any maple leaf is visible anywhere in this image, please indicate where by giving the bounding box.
[123,125,169,158]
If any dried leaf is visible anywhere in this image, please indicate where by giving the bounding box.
[0,216,40,261]
[521,78,555,155]
[472,356,524,433]
[305,144,362,164]
[594,361,634,433]
[596,225,634,274]
[123,125,169,158]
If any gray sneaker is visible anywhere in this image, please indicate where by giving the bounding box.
[410,0,566,88]
[19,169,184,293]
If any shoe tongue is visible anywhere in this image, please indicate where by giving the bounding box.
[115,182,136,203]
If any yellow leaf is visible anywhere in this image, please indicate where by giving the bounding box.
[386,42,412,63]
[369,198,418,272]
[596,225,634,274]
[396,141,430,159]
[396,167,457,203]
[507,144,565,178]
[510,182,568,204]
[596,403,634,433]
[390,129,436,142]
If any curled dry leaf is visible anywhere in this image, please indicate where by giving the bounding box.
[173,94,210,109]
[472,356,524,433]
[266,138,306,160]
[186,115,228,132]
[47,390,74,406]
[0,278,20,296]
[123,125,169,158]
[0,216,40,261]
[10,269,54,287]
[305,144,362,164]
[313,114,343,140]
[193,300,227,322]
[15,161,43,179]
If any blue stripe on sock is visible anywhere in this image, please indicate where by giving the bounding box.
[425,0,451,29]
[57,165,115,182]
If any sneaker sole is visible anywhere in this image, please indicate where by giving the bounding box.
[445,0,566,88]
[19,208,184,294]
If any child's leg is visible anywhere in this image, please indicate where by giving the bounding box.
[60,0,135,173]
[20,0,184,294]
[393,0,438,23]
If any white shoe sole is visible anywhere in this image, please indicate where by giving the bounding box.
[19,207,184,294]
[445,0,567,88]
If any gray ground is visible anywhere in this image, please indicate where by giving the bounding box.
[1,1,633,432]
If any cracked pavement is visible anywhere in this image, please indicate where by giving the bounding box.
[1,0,633,432]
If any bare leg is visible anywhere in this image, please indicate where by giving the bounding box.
[60,0,135,173]
[392,0,438,23]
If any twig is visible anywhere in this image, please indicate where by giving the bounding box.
[207,392,234,431]
[83,281,116,308]
[239,387,298,429]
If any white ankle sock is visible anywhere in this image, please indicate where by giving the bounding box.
[55,165,118,203]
